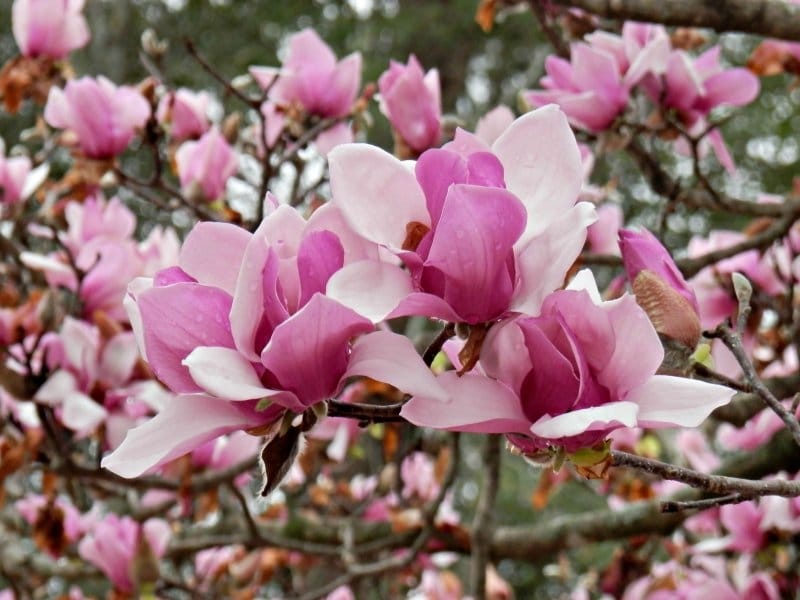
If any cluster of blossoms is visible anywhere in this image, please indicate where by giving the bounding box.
[525,21,760,171]
[4,0,800,597]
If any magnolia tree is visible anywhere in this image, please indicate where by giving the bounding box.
[2,0,800,597]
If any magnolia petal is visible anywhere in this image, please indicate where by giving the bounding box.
[344,330,448,402]
[492,105,583,237]
[329,144,429,248]
[183,346,283,401]
[62,391,108,434]
[529,401,639,439]
[595,293,664,397]
[512,201,597,315]
[480,319,532,396]
[101,394,257,478]
[179,222,251,295]
[137,283,234,394]
[401,372,530,434]
[326,259,414,323]
[260,294,373,408]
[628,375,735,428]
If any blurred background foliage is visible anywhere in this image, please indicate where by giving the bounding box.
[1,1,799,595]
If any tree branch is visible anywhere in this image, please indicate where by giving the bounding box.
[550,0,800,41]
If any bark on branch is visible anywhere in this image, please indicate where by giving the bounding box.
[550,0,800,41]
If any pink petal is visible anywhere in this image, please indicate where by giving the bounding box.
[480,319,532,396]
[571,44,625,105]
[530,401,639,438]
[322,52,362,117]
[401,372,530,434]
[326,259,414,323]
[474,105,515,146]
[182,346,287,402]
[62,391,108,434]
[598,293,664,397]
[329,144,429,248]
[492,105,583,238]
[297,230,344,307]
[628,375,735,428]
[623,36,670,86]
[260,294,373,408]
[137,283,234,393]
[179,222,251,296]
[425,183,526,323]
[101,394,258,478]
[511,201,596,315]
[344,330,448,401]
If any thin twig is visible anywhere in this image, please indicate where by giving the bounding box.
[469,434,501,600]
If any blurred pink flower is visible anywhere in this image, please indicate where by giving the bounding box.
[175,128,238,201]
[251,28,361,118]
[0,147,31,206]
[524,22,670,131]
[378,55,441,153]
[156,88,212,141]
[78,514,170,593]
[12,0,90,59]
[44,76,150,159]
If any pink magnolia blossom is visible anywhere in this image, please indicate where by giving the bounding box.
[401,270,733,452]
[378,55,441,153]
[16,494,90,555]
[44,76,150,159]
[156,88,212,141]
[401,451,440,502]
[524,23,670,132]
[175,128,238,201]
[20,196,178,322]
[326,104,596,324]
[648,46,760,172]
[0,144,32,206]
[103,206,446,478]
[78,514,170,593]
[250,28,361,119]
[12,0,90,59]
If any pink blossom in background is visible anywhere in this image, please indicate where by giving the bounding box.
[586,203,623,255]
[15,494,89,555]
[12,0,90,59]
[251,28,361,118]
[401,270,733,451]
[103,207,446,478]
[326,105,596,324]
[44,76,150,159]
[401,451,440,502]
[474,105,515,146]
[78,514,170,593]
[20,196,178,322]
[156,88,212,141]
[524,22,670,132]
[0,145,31,206]
[378,55,441,153]
[175,128,238,201]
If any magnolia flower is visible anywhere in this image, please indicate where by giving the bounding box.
[326,104,596,324]
[175,128,238,201]
[378,55,441,153]
[156,88,212,141]
[524,22,670,131]
[586,203,623,255]
[620,227,701,347]
[103,206,445,478]
[401,270,733,452]
[0,147,31,206]
[12,0,90,59]
[44,76,150,159]
[78,514,170,593]
[250,28,361,119]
